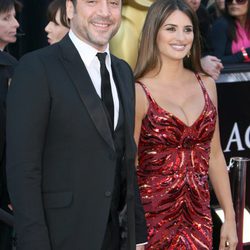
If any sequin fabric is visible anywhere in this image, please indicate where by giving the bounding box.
[137,74,217,250]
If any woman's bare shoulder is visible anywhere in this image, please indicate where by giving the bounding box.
[135,80,149,116]
[199,74,217,105]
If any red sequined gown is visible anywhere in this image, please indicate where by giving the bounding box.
[137,74,217,249]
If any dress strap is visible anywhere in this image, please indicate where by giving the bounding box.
[136,81,154,103]
[195,73,206,93]
[194,73,215,108]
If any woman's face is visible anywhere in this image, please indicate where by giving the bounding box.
[0,7,19,49]
[184,0,201,12]
[45,10,69,44]
[156,10,194,62]
[227,0,248,19]
[216,0,225,11]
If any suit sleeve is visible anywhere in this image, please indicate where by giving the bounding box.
[128,65,147,244]
[6,53,51,250]
[134,170,148,244]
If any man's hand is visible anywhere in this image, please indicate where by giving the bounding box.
[201,55,223,80]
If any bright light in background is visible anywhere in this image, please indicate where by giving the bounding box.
[215,208,250,243]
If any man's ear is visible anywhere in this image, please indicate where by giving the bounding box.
[66,0,74,20]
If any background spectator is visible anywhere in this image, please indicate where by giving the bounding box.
[208,0,225,23]
[0,0,20,249]
[184,0,223,80]
[8,0,50,59]
[209,0,250,64]
[45,0,69,45]
[0,0,20,51]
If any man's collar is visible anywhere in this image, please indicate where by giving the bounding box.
[68,30,111,67]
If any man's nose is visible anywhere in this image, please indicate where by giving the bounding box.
[98,1,112,16]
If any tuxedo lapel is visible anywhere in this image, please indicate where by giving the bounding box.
[58,36,115,151]
[111,58,136,159]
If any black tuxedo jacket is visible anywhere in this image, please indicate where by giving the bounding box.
[0,51,17,211]
[6,35,147,250]
[0,51,17,250]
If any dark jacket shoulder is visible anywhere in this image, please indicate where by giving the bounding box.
[0,51,17,66]
[212,16,229,30]
[18,43,61,64]
[111,54,133,75]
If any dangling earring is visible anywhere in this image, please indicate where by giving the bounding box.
[187,51,191,58]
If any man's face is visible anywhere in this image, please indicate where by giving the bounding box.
[0,7,19,49]
[66,0,122,51]
[184,0,201,11]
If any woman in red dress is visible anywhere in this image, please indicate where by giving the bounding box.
[134,0,238,249]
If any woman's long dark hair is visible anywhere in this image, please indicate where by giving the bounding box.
[134,0,204,80]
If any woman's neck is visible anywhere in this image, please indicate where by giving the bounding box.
[146,61,187,85]
[237,15,247,28]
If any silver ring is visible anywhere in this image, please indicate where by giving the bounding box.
[225,241,230,247]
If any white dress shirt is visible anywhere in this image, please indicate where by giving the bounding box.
[69,30,119,130]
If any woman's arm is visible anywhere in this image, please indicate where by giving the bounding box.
[204,76,238,249]
[134,83,148,148]
[134,83,150,249]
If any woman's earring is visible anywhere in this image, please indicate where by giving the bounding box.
[187,51,191,58]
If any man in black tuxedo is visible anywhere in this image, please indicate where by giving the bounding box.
[0,0,20,249]
[6,0,147,249]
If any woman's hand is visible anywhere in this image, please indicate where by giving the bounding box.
[136,245,145,250]
[219,219,238,250]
